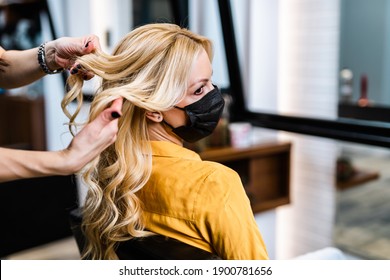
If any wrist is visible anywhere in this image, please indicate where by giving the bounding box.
[37,42,64,74]
[60,146,91,175]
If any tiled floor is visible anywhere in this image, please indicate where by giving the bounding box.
[5,237,80,260]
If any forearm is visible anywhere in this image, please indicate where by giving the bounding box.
[0,147,74,183]
[0,48,45,89]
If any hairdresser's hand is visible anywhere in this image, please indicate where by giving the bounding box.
[62,97,123,174]
[44,35,101,80]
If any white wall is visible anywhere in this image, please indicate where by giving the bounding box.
[277,0,340,259]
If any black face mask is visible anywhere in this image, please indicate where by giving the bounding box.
[164,85,225,143]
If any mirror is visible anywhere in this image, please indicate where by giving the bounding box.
[338,0,390,122]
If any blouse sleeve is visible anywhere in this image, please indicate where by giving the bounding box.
[197,164,269,260]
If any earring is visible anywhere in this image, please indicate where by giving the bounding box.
[151,112,162,121]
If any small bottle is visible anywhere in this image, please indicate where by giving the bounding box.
[358,73,369,107]
[339,68,353,103]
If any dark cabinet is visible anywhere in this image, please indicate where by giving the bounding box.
[0,94,46,150]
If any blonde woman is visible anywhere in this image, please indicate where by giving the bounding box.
[62,23,269,260]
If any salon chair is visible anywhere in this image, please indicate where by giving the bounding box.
[68,207,221,260]
[1,175,78,258]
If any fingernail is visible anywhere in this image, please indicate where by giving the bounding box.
[111,112,121,119]
[85,41,91,48]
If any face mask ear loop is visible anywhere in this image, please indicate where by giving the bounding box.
[174,105,185,111]
[162,106,187,131]
[162,119,174,129]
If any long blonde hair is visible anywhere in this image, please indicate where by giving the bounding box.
[62,23,213,259]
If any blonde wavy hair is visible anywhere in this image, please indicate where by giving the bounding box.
[61,23,213,259]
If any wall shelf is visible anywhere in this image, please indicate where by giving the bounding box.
[338,103,390,123]
[337,169,380,190]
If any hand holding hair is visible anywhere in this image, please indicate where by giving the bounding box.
[0,98,123,182]
[45,34,101,80]
[63,97,123,173]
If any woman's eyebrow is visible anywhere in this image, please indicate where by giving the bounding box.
[188,70,213,87]
[189,78,209,87]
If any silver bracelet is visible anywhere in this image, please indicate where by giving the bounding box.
[37,43,64,74]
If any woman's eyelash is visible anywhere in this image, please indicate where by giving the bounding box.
[195,85,205,94]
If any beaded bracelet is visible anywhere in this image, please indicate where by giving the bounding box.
[37,43,64,74]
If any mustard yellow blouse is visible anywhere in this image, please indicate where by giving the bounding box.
[137,141,269,260]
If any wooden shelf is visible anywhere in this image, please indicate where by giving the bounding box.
[199,142,291,213]
[337,169,380,190]
[338,103,390,122]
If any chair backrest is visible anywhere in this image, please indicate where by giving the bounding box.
[1,175,78,258]
[68,207,221,260]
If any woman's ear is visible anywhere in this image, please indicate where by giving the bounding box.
[145,111,163,123]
